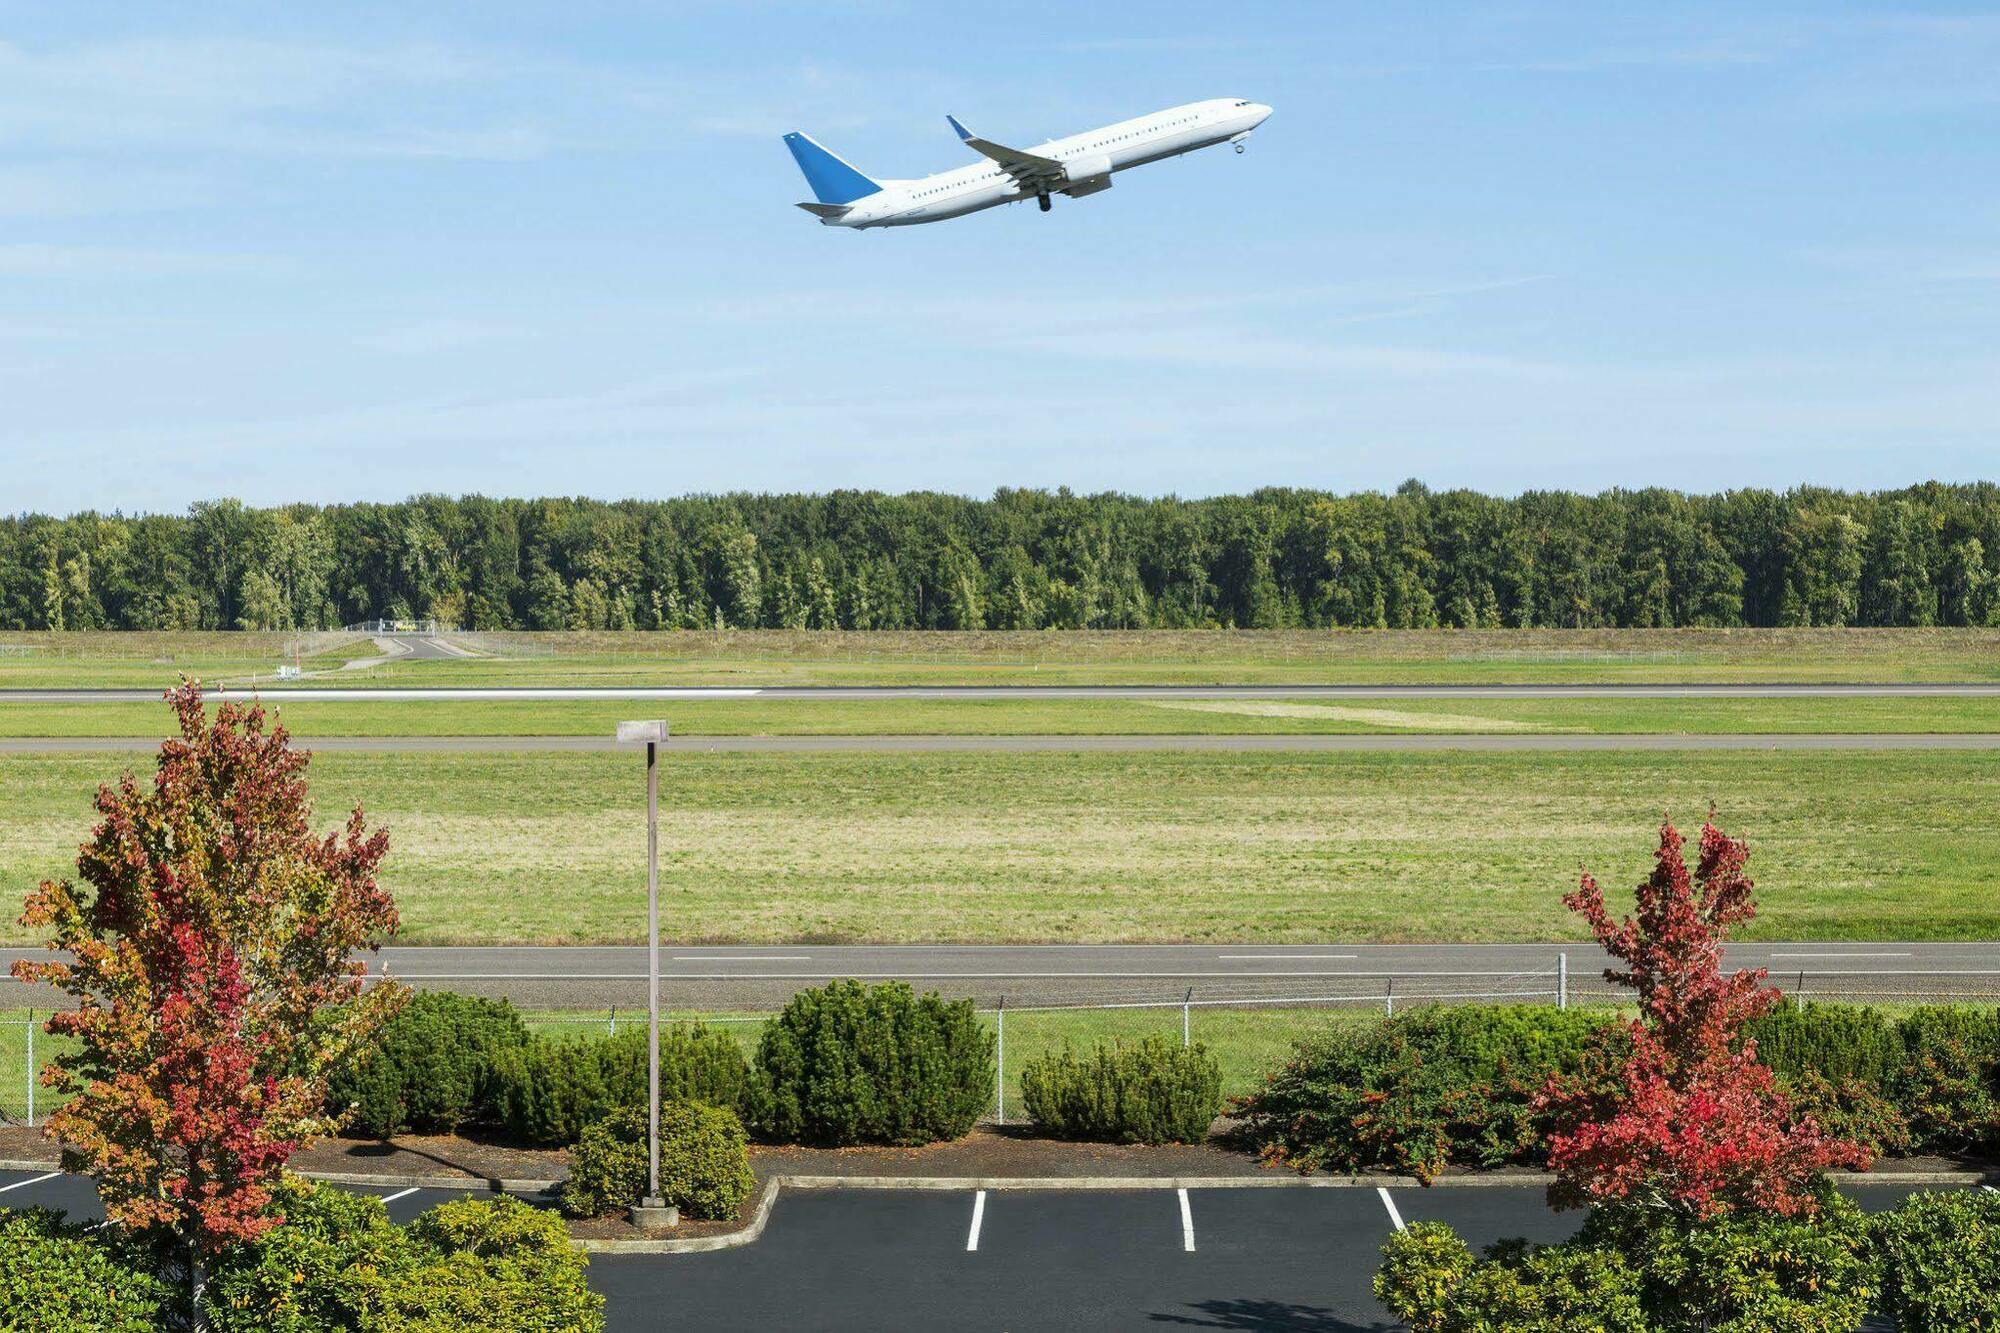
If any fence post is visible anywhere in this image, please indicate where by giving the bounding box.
[1557,953,1568,1011]
[25,1009,34,1129]
[609,1006,617,1037]
[995,998,1006,1126]
[1796,970,1806,1008]
[1385,977,1395,1018]
[1182,987,1192,1049]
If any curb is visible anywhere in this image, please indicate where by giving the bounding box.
[1,1157,560,1195]
[566,1166,1992,1255]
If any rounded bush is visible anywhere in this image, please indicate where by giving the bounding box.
[492,1023,760,1147]
[1235,1006,1615,1179]
[1874,1189,2000,1330]
[206,1178,603,1332]
[1020,1037,1222,1144]
[757,980,995,1146]
[329,991,529,1138]
[1376,1222,1646,1333]
[564,1102,755,1220]
[0,1208,172,1333]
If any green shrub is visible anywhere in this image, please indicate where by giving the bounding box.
[1020,1037,1222,1144]
[329,992,529,1138]
[492,1023,760,1146]
[1874,1189,2000,1330]
[1580,1191,1877,1332]
[0,1208,173,1333]
[1751,1002,1904,1086]
[563,1102,754,1221]
[757,980,994,1146]
[1379,1195,1875,1333]
[206,1179,602,1332]
[1375,1222,1647,1333]
[1778,1071,1912,1158]
[1235,1006,1615,1179]
[1890,1006,2000,1155]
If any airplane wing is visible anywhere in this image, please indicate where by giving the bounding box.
[946,115,1067,190]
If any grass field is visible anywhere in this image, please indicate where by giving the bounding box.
[7,628,2000,688]
[6,694,2000,737]
[5,748,1996,946]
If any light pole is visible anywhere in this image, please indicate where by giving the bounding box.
[616,720,676,1232]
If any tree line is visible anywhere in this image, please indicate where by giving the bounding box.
[5,482,1999,632]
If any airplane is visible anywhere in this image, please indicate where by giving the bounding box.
[784,98,1273,229]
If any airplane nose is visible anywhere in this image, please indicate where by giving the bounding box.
[1252,103,1273,125]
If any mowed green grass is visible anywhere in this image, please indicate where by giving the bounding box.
[7,628,2000,687]
[5,695,2000,737]
[5,749,1996,945]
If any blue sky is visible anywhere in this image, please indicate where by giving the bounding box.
[2,2,1996,513]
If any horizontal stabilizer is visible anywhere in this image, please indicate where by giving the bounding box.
[795,201,851,219]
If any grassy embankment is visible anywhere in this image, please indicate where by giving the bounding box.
[5,749,1996,946]
[6,627,2000,688]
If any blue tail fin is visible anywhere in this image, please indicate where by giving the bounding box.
[783,132,882,205]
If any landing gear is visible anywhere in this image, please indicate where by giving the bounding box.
[1037,193,1052,213]
[1234,141,1246,153]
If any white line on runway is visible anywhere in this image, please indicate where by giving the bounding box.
[1215,954,1358,961]
[1776,944,1912,956]
[1178,1188,1195,1252]
[672,956,812,962]
[0,1171,60,1195]
[966,1190,986,1251]
[1377,1187,1406,1233]
[379,1187,421,1205]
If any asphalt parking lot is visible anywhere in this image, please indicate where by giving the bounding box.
[0,1169,1960,1330]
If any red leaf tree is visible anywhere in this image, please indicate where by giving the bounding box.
[1538,818,1867,1218]
[11,683,403,1264]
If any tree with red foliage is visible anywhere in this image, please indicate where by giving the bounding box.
[1538,818,1868,1218]
[11,682,403,1318]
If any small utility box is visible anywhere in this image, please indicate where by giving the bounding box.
[274,664,303,681]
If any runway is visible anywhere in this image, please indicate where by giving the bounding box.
[5,942,1993,1010]
[7,732,2000,753]
[5,681,2000,703]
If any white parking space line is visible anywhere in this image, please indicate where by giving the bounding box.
[1983,1185,1997,1194]
[379,1187,421,1205]
[1177,1188,1195,1252]
[1377,1187,1406,1233]
[0,1171,60,1195]
[966,1190,986,1251]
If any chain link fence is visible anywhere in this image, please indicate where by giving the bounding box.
[10,966,2000,1129]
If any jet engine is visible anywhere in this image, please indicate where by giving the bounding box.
[1061,153,1114,198]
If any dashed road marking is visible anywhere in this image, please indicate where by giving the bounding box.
[966,1190,986,1251]
[1377,1187,1406,1233]
[1177,1188,1195,1252]
[0,1172,60,1195]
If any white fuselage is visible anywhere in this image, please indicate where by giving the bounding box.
[833,98,1272,228]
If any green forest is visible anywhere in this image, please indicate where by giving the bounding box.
[5,482,1999,632]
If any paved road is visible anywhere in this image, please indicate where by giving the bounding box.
[9,731,2000,754]
[6,682,2000,703]
[8,942,1993,1010]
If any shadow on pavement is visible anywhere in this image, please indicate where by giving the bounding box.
[1148,1299,1396,1331]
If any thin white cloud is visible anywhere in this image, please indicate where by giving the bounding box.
[356,320,525,355]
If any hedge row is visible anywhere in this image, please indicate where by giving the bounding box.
[332,981,995,1150]
[1237,1003,2000,1179]
[1019,1037,1223,1145]
[1379,1185,2000,1332]
[0,1180,602,1332]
